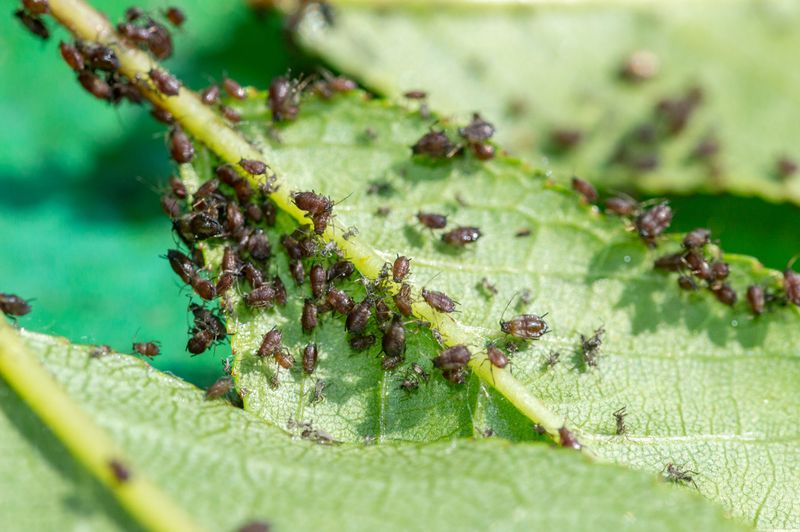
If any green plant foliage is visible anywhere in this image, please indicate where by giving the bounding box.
[0,330,745,531]
[178,92,800,529]
[292,0,800,205]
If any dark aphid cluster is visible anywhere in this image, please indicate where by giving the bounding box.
[635,202,673,248]
[187,303,226,355]
[0,293,32,318]
[411,113,496,161]
[652,227,750,309]
[117,6,175,60]
[59,38,145,106]
[292,190,333,234]
[580,326,605,368]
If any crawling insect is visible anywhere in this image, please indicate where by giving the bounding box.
[662,463,699,489]
[635,202,672,247]
[558,426,582,451]
[416,211,447,230]
[205,376,234,400]
[613,406,627,435]
[149,68,180,96]
[392,256,411,283]
[421,288,457,313]
[0,293,32,317]
[571,177,598,204]
[746,285,765,315]
[132,341,160,358]
[580,326,605,367]
[501,314,549,340]
[441,226,481,247]
[411,130,459,158]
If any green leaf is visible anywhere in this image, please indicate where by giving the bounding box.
[181,92,800,529]
[291,0,800,205]
[1,328,745,531]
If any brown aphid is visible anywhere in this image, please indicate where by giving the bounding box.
[746,285,765,315]
[275,349,295,370]
[326,288,354,314]
[654,253,684,272]
[613,406,627,435]
[683,228,711,249]
[289,259,305,286]
[132,341,160,358]
[349,334,376,352]
[205,376,234,399]
[784,268,800,306]
[327,260,355,283]
[441,368,467,384]
[345,299,372,334]
[500,314,549,340]
[416,211,447,230]
[776,157,798,180]
[392,256,410,283]
[77,71,111,101]
[635,203,673,246]
[168,175,187,199]
[59,41,84,71]
[187,328,214,355]
[712,283,737,306]
[77,41,120,72]
[15,9,49,39]
[268,76,299,121]
[194,178,219,199]
[149,68,180,96]
[558,426,582,451]
[0,293,32,317]
[247,230,271,262]
[677,275,697,291]
[403,90,427,100]
[164,6,186,27]
[301,299,318,334]
[302,343,318,374]
[245,284,277,309]
[219,77,245,100]
[411,130,458,158]
[220,246,237,274]
[169,127,194,163]
[458,113,495,143]
[109,459,131,483]
[663,463,699,489]
[486,345,509,369]
[399,378,419,393]
[145,21,173,60]
[272,276,287,306]
[549,128,583,151]
[200,84,220,105]
[240,158,267,175]
[257,327,282,358]
[190,276,216,301]
[293,191,333,216]
[242,262,264,289]
[243,203,263,224]
[220,105,242,124]
[433,345,471,371]
[382,315,406,358]
[23,0,49,15]
[605,195,639,216]
[421,288,457,313]
[684,251,712,281]
[470,142,495,160]
[394,283,414,316]
[150,105,174,125]
[190,304,226,342]
[710,261,730,282]
[166,249,195,284]
[89,344,112,358]
[374,299,392,324]
[237,521,271,532]
[309,264,327,299]
[571,177,598,204]
[441,226,482,247]
[381,355,404,371]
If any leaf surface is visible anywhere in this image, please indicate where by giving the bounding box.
[0,329,744,531]
[184,92,800,529]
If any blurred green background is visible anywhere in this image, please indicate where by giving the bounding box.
[1,0,798,387]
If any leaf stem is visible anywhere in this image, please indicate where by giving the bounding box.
[0,321,202,532]
[46,0,570,444]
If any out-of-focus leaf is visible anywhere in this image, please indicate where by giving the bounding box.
[292,0,800,204]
